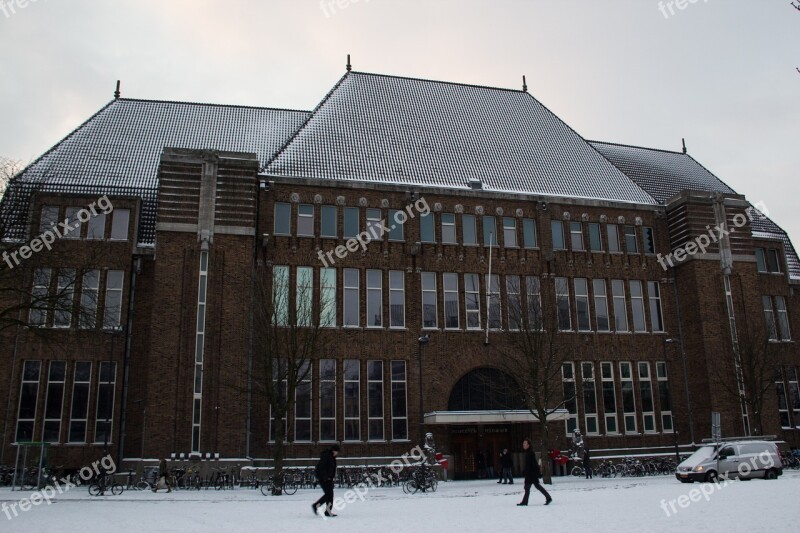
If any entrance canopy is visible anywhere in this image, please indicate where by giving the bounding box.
[425,409,569,425]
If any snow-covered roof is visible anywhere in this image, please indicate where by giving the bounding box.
[264,72,658,205]
[2,99,311,246]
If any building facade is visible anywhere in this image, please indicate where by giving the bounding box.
[2,71,799,479]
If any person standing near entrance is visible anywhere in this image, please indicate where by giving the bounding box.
[498,448,514,484]
[517,438,552,506]
[583,448,593,479]
[312,444,339,517]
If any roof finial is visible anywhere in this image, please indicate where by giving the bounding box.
[522,75,527,92]
[114,80,121,99]
[682,138,687,154]
[346,54,352,72]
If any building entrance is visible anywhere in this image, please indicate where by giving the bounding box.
[450,425,513,479]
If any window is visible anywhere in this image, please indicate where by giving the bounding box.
[320,268,336,327]
[776,367,791,428]
[755,248,767,272]
[391,361,408,440]
[94,362,116,443]
[42,361,67,443]
[366,270,383,328]
[343,269,359,327]
[420,213,435,243]
[462,214,477,245]
[321,205,337,238]
[16,360,41,442]
[465,274,481,330]
[368,361,384,441]
[193,251,209,453]
[601,362,618,434]
[319,360,336,441]
[296,267,313,327]
[344,360,360,441]
[273,266,289,326]
[110,209,130,241]
[507,275,521,331]
[582,363,599,434]
[611,280,628,332]
[54,269,75,328]
[388,210,404,241]
[776,296,791,341]
[441,213,456,244]
[763,295,778,341]
[657,362,673,432]
[443,273,459,329]
[274,203,291,235]
[574,278,591,332]
[623,225,637,254]
[555,277,571,331]
[87,212,106,239]
[523,219,537,249]
[483,216,497,247]
[64,207,81,240]
[643,227,655,254]
[68,362,91,443]
[767,249,782,273]
[487,274,501,330]
[39,206,59,234]
[503,217,517,248]
[389,271,405,328]
[607,224,620,253]
[588,223,602,252]
[620,362,637,433]
[269,360,287,442]
[629,281,646,332]
[366,209,382,241]
[787,367,800,428]
[551,220,565,250]
[80,270,100,329]
[648,282,664,332]
[593,280,610,332]
[344,207,359,239]
[295,361,312,441]
[526,276,542,329]
[29,268,51,326]
[562,362,578,434]
[421,272,437,329]
[297,204,314,236]
[103,271,124,329]
[570,222,584,251]
[639,362,656,432]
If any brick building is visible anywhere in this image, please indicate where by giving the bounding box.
[2,70,799,479]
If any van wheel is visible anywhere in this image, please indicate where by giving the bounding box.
[704,471,718,483]
[765,469,778,480]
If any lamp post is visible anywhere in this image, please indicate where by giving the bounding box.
[662,338,680,462]
[418,334,430,443]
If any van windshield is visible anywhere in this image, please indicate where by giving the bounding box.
[685,446,716,464]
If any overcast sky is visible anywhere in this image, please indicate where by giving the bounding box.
[1,0,798,240]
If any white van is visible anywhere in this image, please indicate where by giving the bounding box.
[675,439,783,483]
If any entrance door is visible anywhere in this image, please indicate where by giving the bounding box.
[450,426,513,479]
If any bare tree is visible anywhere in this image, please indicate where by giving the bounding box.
[246,259,334,493]
[490,275,575,484]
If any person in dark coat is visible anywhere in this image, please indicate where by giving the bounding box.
[583,448,593,479]
[153,458,171,493]
[498,448,514,484]
[517,438,551,506]
[312,444,340,517]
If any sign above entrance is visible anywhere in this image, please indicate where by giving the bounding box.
[424,409,569,425]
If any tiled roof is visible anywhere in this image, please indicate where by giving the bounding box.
[2,99,311,246]
[264,72,657,205]
[589,141,736,203]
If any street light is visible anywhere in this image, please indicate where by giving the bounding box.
[418,334,430,444]
[662,338,680,462]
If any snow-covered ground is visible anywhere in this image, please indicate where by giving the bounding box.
[3,471,799,532]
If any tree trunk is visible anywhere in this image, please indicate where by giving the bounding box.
[538,413,552,485]
[273,413,285,495]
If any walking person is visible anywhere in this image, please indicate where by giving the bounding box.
[517,438,552,506]
[498,448,514,484]
[312,444,340,517]
[584,448,593,479]
[485,451,495,479]
[153,458,171,493]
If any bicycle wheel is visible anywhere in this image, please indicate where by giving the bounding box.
[135,480,150,491]
[260,482,273,496]
[111,484,124,495]
[88,483,103,496]
[570,466,583,477]
[283,481,298,496]
[428,478,438,493]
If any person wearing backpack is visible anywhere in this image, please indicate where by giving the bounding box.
[312,444,340,517]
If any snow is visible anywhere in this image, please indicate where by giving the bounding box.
[2,471,799,532]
